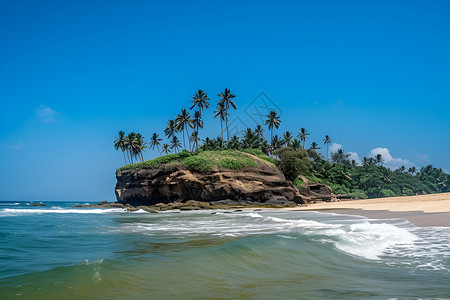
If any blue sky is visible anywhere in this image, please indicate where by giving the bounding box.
[1,0,449,201]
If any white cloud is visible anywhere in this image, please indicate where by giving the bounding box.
[368,147,413,169]
[35,105,57,123]
[329,143,342,153]
[5,142,23,150]
[348,152,361,165]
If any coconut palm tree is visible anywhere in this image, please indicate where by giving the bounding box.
[227,135,241,149]
[190,89,210,114]
[150,133,162,155]
[283,131,293,147]
[164,119,176,139]
[126,132,146,162]
[375,154,384,167]
[265,110,281,142]
[323,135,332,161]
[170,136,181,153]
[408,166,416,175]
[254,125,264,139]
[298,128,310,148]
[270,134,284,151]
[114,130,128,164]
[213,102,228,141]
[162,143,171,155]
[310,142,320,151]
[241,128,259,149]
[189,130,200,151]
[192,111,204,134]
[291,139,301,150]
[175,109,193,150]
[217,88,236,141]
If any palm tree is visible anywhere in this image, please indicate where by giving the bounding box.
[408,166,416,175]
[265,110,281,142]
[227,135,241,149]
[170,136,181,153]
[150,133,162,155]
[298,128,310,148]
[241,128,259,149]
[310,142,320,151]
[291,139,301,150]
[323,135,332,161]
[114,130,128,164]
[270,134,284,151]
[164,119,176,139]
[189,131,200,151]
[190,89,210,114]
[126,132,146,162]
[217,88,236,141]
[254,125,264,139]
[192,111,204,137]
[175,109,193,150]
[283,131,293,147]
[162,143,171,155]
[375,154,384,167]
[213,102,228,141]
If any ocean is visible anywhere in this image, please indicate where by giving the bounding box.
[0,201,449,299]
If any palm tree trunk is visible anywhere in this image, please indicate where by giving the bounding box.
[156,145,161,156]
[182,127,186,149]
[220,120,223,140]
[122,151,127,164]
[226,115,229,141]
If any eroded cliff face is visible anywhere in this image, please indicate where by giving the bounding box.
[115,164,305,206]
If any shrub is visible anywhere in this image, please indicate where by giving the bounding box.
[348,189,368,199]
[183,156,214,172]
[219,158,243,169]
[381,189,396,197]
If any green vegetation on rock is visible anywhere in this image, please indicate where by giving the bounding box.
[116,149,272,174]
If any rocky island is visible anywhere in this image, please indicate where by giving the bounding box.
[114,149,306,209]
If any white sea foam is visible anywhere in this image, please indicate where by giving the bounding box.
[0,208,125,216]
[112,210,419,260]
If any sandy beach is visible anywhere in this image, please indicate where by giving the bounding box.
[287,193,450,227]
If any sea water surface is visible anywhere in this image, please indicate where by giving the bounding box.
[0,201,449,299]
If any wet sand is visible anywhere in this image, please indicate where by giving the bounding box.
[287,193,450,227]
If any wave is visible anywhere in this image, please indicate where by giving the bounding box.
[0,208,125,216]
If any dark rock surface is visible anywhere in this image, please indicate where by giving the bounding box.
[115,164,305,206]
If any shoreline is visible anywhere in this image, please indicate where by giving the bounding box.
[287,193,450,227]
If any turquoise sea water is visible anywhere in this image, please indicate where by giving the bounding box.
[0,201,449,299]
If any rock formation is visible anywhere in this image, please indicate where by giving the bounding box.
[115,163,305,206]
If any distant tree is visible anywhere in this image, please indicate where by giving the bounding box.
[254,125,264,139]
[213,102,228,141]
[189,131,200,151]
[164,119,176,139]
[175,109,193,150]
[190,89,210,114]
[375,154,384,167]
[125,132,146,163]
[408,166,416,175]
[217,88,236,141]
[331,148,350,164]
[114,130,128,164]
[270,134,284,151]
[162,143,171,155]
[298,128,310,148]
[283,131,293,147]
[291,139,301,150]
[310,142,320,151]
[170,136,181,153]
[241,128,259,149]
[150,133,163,155]
[227,135,241,149]
[323,135,332,161]
[265,110,281,142]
